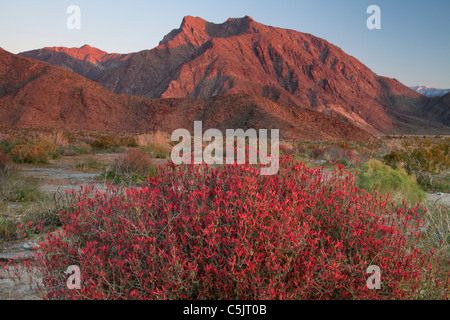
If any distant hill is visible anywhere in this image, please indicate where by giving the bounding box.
[19,44,134,81]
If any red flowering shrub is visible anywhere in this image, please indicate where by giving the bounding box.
[8,157,450,299]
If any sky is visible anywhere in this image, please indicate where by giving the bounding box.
[0,0,449,88]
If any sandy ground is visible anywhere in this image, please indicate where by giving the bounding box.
[19,153,122,195]
[426,192,450,207]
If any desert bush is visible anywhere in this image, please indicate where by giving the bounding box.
[60,142,93,156]
[311,148,326,159]
[0,150,11,171]
[137,131,172,160]
[75,142,93,154]
[91,135,137,150]
[0,218,17,241]
[91,136,119,149]
[384,138,450,190]
[14,158,449,300]
[34,140,61,160]
[0,150,46,203]
[422,203,450,258]
[10,142,49,164]
[356,159,425,204]
[136,131,170,147]
[102,148,154,184]
[325,146,354,161]
[0,137,25,154]
[143,143,171,159]
[279,144,295,156]
[0,151,14,198]
[119,137,138,148]
[74,157,103,171]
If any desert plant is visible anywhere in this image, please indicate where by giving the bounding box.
[74,157,103,171]
[60,142,93,156]
[384,138,450,190]
[143,143,171,159]
[34,140,61,160]
[311,148,325,159]
[102,148,154,184]
[10,142,48,164]
[356,159,425,204]
[11,158,449,300]
[0,150,47,204]
[91,136,119,149]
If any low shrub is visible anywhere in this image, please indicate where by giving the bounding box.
[91,136,119,149]
[383,138,450,190]
[74,157,103,171]
[60,142,93,156]
[0,218,17,241]
[0,137,26,156]
[0,150,11,171]
[0,150,46,202]
[356,159,425,204]
[34,140,61,160]
[102,149,154,184]
[311,148,325,159]
[143,143,171,159]
[15,157,449,300]
[119,137,138,148]
[10,143,49,164]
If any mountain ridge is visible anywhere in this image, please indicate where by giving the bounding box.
[410,85,450,97]
[19,45,134,81]
[16,16,450,135]
[0,47,376,141]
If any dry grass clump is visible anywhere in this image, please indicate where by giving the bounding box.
[102,148,155,184]
[136,131,171,159]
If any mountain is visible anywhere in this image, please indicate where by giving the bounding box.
[96,16,438,134]
[410,85,450,97]
[19,44,134,81]
[0,47,374,141]
[421,93,450,126]
[16,16,450,135]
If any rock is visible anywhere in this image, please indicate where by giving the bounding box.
[22,242,40,250]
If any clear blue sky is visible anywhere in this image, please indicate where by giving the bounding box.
[0,0,449,88]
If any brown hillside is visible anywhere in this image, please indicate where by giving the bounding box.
[0,47,373,141]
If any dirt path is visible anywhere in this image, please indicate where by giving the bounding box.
[1,153,123,300]
[18,153,123,195]
[426,192,450,207]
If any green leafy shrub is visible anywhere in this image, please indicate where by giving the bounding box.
[356,159,425,204]
[0,137,25,154]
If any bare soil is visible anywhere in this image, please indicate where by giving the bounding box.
[19,153,123,195]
